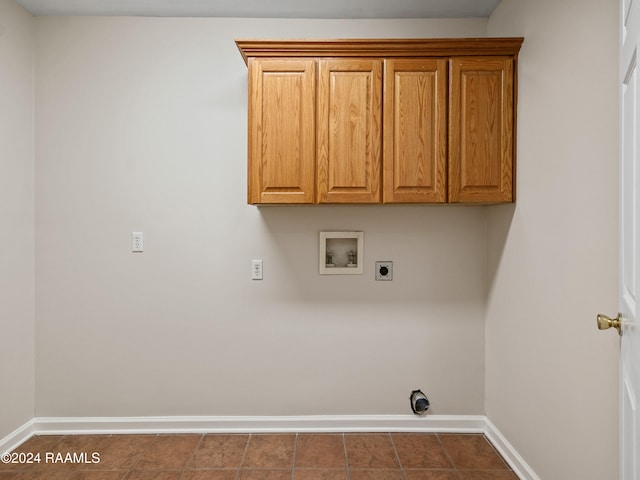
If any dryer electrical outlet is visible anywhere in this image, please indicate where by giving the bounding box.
[375,261,393,281]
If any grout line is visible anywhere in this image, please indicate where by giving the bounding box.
[234,432,252,480]
[291,432,298,480]
[435,432,461,478]
[178,433,205,480]
[128,432,158,473]
[388,432,408,480]
[342,433,351,480]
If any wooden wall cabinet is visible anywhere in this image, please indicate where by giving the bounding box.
[317,59,383,204]
[449,56,515,203]
[384,58,448,203]
[237,38,523,205]
[247,58,315,204]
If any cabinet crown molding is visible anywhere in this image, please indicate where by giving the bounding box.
[235,37,523,64]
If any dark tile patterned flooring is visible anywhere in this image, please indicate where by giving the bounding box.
[0,433,519,479]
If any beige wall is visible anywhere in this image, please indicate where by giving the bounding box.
[3,3,622,477]
[34,17,490,417]
[486,0,620,479]
[0,0,35,439]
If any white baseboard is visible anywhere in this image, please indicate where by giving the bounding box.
[484,418,541,480]
[2,414,539,480]
[0,418,36,456]
[32,414,486,435]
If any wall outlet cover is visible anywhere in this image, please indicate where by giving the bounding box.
[375,261,393,281]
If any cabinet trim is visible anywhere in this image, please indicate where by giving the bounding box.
[236,38,524,65]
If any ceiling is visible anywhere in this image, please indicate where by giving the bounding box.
[15,0,501,19]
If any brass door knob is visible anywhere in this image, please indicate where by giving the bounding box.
[597,313,622,335]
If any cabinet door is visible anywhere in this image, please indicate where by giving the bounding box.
[383,59,447,203]
[449,56,514,203]
[317,59,382,203]
[248,58,316,204]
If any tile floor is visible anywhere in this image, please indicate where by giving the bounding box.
[0,433,519,480]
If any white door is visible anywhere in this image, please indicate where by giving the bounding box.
[620,0,640,477]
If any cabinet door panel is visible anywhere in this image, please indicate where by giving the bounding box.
[248,58,316,204]
[317,59,382,203]
[383,59,447,203]
[449,56,514,203]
